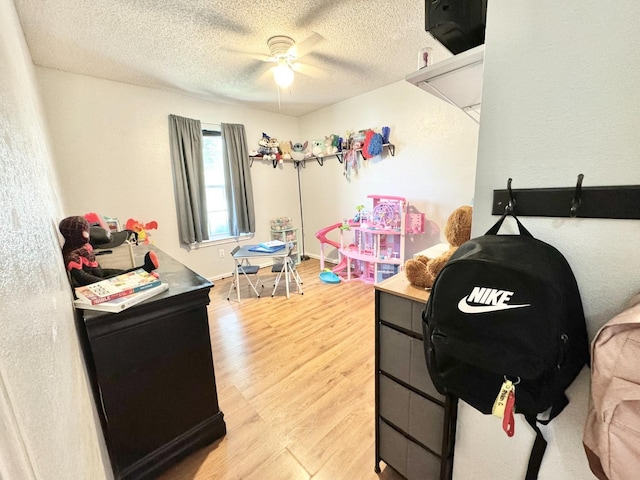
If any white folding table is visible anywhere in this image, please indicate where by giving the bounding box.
[230,245,290,302]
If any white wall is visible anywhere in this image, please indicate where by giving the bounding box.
[0,0,110,478]
[298,81,479,262]
[36,68,302,280]
[454,1,640,479]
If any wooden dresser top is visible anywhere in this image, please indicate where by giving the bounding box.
[375,273,430,303]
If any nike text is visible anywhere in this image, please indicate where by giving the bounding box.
[458,287,531,314]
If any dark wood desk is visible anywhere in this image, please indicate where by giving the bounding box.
[78,245,226,480]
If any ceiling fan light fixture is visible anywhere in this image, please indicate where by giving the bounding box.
[273,59,294,88]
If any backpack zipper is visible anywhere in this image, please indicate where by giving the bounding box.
[557,333,569,369]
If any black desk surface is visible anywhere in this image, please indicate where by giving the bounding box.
[82,244,213,322]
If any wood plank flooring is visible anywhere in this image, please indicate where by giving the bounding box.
[158,258,403,480]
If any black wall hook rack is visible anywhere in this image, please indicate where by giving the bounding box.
[492,176,640,220]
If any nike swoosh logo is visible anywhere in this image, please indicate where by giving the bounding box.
[458,297,531,314]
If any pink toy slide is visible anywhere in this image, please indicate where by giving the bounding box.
[316,223,342,272]
[315,221,358,274]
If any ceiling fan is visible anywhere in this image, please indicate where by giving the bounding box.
[261,33,324,88]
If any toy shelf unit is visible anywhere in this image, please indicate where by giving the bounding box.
[270,217,300,265]
[338,195,425,284]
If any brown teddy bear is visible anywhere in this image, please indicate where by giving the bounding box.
[404,205,473,289]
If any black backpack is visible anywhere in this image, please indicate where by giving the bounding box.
[422,212,589,479]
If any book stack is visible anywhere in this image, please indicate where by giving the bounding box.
[74,268,167,313]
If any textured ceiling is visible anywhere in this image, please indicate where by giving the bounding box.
[14,0,453,117]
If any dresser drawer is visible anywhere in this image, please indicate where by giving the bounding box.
[379,375,444,455]
[379,420,442,479]
[379,292,426,336]
[379,325,445,402]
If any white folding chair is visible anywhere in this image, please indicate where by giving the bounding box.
[227,246,263,300]
[270,244,303,297]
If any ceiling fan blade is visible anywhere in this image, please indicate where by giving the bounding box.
[295,0,346,27]
[235,61,273,85]
[221,47,273,62]
[288,32,324,59]
[291,62,327,78]
[256,65,276,85]
[251,53,275,62]
[311,52,375,76]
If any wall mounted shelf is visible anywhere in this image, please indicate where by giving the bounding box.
[298,143,396,168]
[250,144,395,168]
[405,45,484,123]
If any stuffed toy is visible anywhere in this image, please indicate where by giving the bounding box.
[257,132,271,157]
[361,130,375,159]
[124,218,158,244]
[280,141,292,160]
[291,141,308,161]
[59,215,159,287]
[267,137,280,162]
[381,126,391,144]
[367,132,384,157]
[311,139,324,157]
[325,135,338,155]
[404,205,473,289]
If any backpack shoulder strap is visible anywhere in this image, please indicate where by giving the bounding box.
[486,212,533,237]
[522,392,568,479]
[538,393,569,425]
[524,414,548,480]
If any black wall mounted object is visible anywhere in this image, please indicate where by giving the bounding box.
[426,0,488,55]
[492,176,640,220]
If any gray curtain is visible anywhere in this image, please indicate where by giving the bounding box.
[221,123,255,236]
[168,114,209,245]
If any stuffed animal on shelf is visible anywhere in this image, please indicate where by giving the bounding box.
[257,132,271,157]
[280,140,292,160]
[291,141,308,161]
[59,216,159,287]
[325,134,338,155]
[311,139,324,157]
[334,135,343,152]
[404,205,473,289]
[267,137,280,162]
[381,126,391,144]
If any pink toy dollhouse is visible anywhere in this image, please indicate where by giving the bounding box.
[316,195,425,283]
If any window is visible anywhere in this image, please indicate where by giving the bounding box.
[168,115,254,247]
[202,129,230,239]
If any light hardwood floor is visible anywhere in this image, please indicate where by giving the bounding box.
[159,258,403,480]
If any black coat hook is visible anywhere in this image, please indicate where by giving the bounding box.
[505,178,516,214]
[570,174,584,218]
[492,177,640,220]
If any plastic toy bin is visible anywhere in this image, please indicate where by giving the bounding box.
[270,217,293,231]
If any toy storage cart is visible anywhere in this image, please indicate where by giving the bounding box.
[270,217,300,265]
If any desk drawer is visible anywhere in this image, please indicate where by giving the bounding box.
[379,325,444,402]
[379,375,445,455]
[379,420,441,479]
[379,292,426,336]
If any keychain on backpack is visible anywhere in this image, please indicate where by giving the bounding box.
[492,376,518,437]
